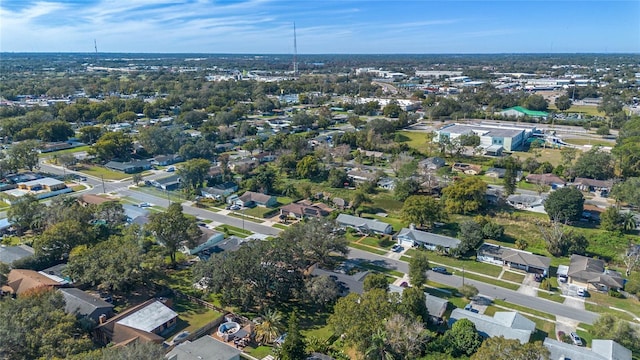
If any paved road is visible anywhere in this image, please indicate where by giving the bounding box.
[347,248,599,325]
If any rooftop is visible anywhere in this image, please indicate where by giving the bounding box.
[166,335,242,360]
[116,300,178,333]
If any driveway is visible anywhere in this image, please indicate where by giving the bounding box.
[517,273,540,297]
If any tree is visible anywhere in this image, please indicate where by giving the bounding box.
[296,155,321,180]
[560,147,578,166]
[457,220,484,255]
[145,203,201,266]
[401,195,442,229]
[69,341,166,360]
[612,116,640,177]
[327,168,349,188]
[328,289,394,353]
[255,309,285,344]
[611,178,640,208]
[408,250,430,288]
[0,289,93,360]
[623,245,640,276]
[305,276,339,307]
[572,147,614,180]
[33,220,95,262]
[442,177,487,214]
[178,158,211,191]
[393,178,420,202]
[482,222,504,240]
[132,173,143,186]
[554,95,572,111]
[502,157,520,196]
[364,273,390,292]
[600,206,623,232]
[524,94,548,111]
[400,287,429,323]
[441,318,483,357]
[78,125,103,144]
[91,131,133,162]
[543,187,584,223]
[7,139,40,171]
[383,101,403,118]
[591,315,640,354]
[459,284,479,299]
[365,328,395,360]
[279,218,348,268]
[7,194,44,235]
[384,313,428,358]
[280,312,307,360]
[253,165,278,194]
[471,336,549,360]
[621,212,637,232]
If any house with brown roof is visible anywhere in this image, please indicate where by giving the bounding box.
[280,202,331,220]
[2,269,63,295]
[236,191,277,208]
[95,298,178,346]
[525,173,566,188]
[452,163,482,175]
[78,194,115,206]
[572,177,614,194]
[567,254,624,291]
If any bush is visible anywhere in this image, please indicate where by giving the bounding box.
[608,289,624,298]
[540,278,552,291]
[459,284,479,299]
[515,239,528,250]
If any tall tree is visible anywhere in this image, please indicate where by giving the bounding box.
[178,158,211,191]
[408,251,430,288]
[254,309,285,345]
[442,177,487,214]
[91,131,133,162]
[33,220,95,262]
[471,336,549,360]
[7,139,40,171]
[145,203,201,266]
[400,287,429,324]
[280,312,307,360]
[543,187,584,223]
[554,95,572,111]
[401,195,443,229]
[441,318,483,357]
[7,194,44,235]
[363,273,390,292]
[457,220,484,256]
[279,218,348,268]
[572,147,614,180]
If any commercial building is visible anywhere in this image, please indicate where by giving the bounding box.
[434,123,536,152]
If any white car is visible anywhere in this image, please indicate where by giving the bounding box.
[570,332,583,346]
[138,202,152,208]
[577,288,587,297]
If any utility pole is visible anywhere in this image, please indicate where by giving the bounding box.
[101,175,106,194]
[462,265,465,286]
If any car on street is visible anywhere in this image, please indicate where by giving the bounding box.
[390,244,404,253]
[138,202,151,208]
[570,332,583,346]
[431,266,448,274]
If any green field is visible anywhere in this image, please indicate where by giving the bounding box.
[501,271,526,283]
[549,103,606,117]
[214,224,252,238]
[227,212,265,223]
[394,130,431,151]
[77,165,131,180]
[511,148,564,167]
[563,138,615,147]
[39,145,92,158]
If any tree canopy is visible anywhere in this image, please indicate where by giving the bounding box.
[442,177,487,214]
[543,187,584,223]
[145,203,201,266]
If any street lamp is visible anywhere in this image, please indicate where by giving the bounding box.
[242,208,245,231]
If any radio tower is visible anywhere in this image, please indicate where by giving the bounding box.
[94,39,98,65]
[293,22,298,77]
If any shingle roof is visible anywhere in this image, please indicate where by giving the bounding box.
[449,309,534,344]
[591,339,632,360]
[573,177,614,189]
[116,300,177,333]
[59,288,113,321]
[501,249,551,270]
[6,269,61,295]
[0,245,34,264]
[544,338,632,360]
[238,191,274,204]
[166,335,242,360]
[336,214,392,233]
[397,228,460,249]
[568,254,624,289]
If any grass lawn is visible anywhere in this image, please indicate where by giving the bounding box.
[512,148,564,167]
[242,206,276,218]
[0,201,8,209]
[70,184,87,192]
[404,249,503,277]
[78,165,131,180]
[39,145,92,158]
[462,272,520,290]
[494,299,556,320]
[585,291,640,319]
[349,242,388,256]
[355,262,404,278]
[273,223,289,230]
[549,103,606,117]
[276,196,295,205]
[132,185,190,202]
[563,138,615,147]
[537,291,565,303]
[215,224,252,238]
[394,130,431,152]
[171,297,224,334]
[576,323,594,347]
[501,271,526,283]
[244,346,274,358]
[227,212,265,224]
[362,213,406,232]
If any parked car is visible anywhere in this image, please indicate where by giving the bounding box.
[172,331,190,345]
[577,288,588,297]
[534,274,543,282]
[431,267,448,274]
[570,332,583,346]
[391,244,404,253]
[230,204,241,210]
[558,275,568,283]
[166,166,176,172]
[399,281,409,288]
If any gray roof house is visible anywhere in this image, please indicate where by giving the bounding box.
[388,285,449,323]
[201,182,239,199]
[0,244,34,265]
[150,175,181,191]
[336,214,393,234]
[59,288,114,323]
[166,335,241,360]
[396,226,460,252]
[506,194,546,210]
[449,309,535,344]
[543,338,632,360]
[418,157,446,171]
[236,191,277,208]
[104,160,152,174]
[567,254,624,291]
[477,244,551,274]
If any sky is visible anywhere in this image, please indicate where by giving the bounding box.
[1,0,639,54]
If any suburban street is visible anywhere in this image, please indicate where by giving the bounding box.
[348,248,600,325]
[33,161,600,324]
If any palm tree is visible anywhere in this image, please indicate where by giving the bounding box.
[254,309,284,345]
[621,212,637,232]
[365,328,395,360]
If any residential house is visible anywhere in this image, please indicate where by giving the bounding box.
[485,168,523,180]
[567,254,624,291]
[152,154,183,166]
[166,335,241,360]
[396,225,460,253]
[2,269,64,296]
[377,177,396,190]
[280,202,331,220]
[452,163,482,175]
[17,177,67,192]
[347,169,377,183]
[572,177,614,195]
[0,244,34,265]
[150,175,181,191]
[506,194,546,210]
[208,236,249,254]
[208,166,224,181]
[187,227,225,255]
[59,288,114,323]
[96,299,178,345]
[123,204,150,225]
[418,157,446,171]
[201,182,238,200]
[333,197,348,209]
[252,152,277,163]
[543,338,632,360]
[0,218,13,236]
[236,191,277,208]
[230,159,257,173]
[336,214,393,234]
[78,194,115,206]
[357,148,385,160]
[525,173,565,188]
[310,265,370,295]
[105,160,152,174]
[477,244,551,275]
[449,309,535,344]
